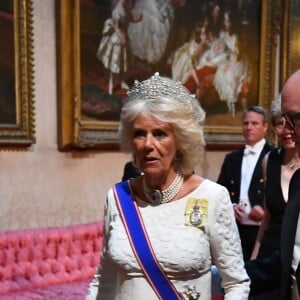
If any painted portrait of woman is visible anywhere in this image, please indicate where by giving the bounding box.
[80,0,262,129]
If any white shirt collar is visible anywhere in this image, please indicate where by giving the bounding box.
[244,138,266,155]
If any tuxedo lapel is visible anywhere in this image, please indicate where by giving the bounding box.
[281,170,300,275]
[233,150,244,201]
[247,143,271,206]
[251,143,270,182]
[281,192,300,269]
[235,149,244,181]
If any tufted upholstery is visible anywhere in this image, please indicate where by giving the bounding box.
[0,222,224,299]
[0,222,103,296]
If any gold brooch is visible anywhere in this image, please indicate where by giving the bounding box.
[185,198,208,229]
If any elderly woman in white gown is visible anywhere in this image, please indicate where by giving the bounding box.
[85,73,250,300]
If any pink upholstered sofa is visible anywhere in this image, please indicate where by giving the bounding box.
[0,222,224,299]
[0,222,103,300]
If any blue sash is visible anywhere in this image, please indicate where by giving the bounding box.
[114,181,181,300]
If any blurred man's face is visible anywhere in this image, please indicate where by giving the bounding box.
[242,111,267,146]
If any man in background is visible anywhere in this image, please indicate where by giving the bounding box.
[217,106,272,261]
[122,161,142,181]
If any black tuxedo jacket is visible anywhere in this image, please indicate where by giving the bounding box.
[246,169,300,299]
[280,169,300,298]
[217,142,272,207]
[122,161,141,181]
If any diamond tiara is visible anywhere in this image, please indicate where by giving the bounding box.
[127,73,205,121]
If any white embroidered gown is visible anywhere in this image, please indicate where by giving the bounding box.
[96,3,133,74]
[127,0,174,64]
[212,31,249,106]
[86,179,250,300]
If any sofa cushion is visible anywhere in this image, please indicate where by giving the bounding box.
[0,222,103,295]
[1,280,90,300]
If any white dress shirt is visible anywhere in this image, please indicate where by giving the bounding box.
[239,139,266,225]
[292,214,300,299]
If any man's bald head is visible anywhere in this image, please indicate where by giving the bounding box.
[282,69,300,114]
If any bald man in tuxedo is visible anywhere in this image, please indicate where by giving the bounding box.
[246,70,300,299]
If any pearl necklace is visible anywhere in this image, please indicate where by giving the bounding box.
[142,173,184,205]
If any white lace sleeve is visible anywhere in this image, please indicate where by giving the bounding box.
[85,189,118,300]
[207,184,250,299]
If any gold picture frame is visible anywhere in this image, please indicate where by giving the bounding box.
[56,0,279,151]
[0,0,35,146]
[280,0,300,87]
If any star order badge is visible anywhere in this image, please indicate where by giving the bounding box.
[185,198,208,229]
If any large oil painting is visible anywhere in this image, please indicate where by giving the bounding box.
[0,1,15,124]
[0,0,35,146]
[281,0,300,86]
[57,0,279,150]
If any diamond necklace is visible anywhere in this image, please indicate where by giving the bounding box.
[288,161,298,170]
[142,172,184,205]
